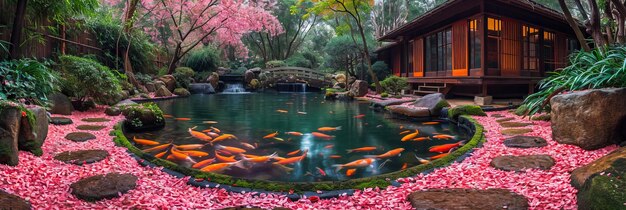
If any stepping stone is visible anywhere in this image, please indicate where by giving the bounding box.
[490,155,555,172]
[490,114,505,118]
[496,117,515,123]
[500,121,534,128]
[70,173,137,201]
[407,188,528,210]
[65,132,97,142]
[81,118,111,123]
[504,136,547,148]
[50,117,73,125]
[76,125,107,131]
[54,150,109,165]
[0,190,31,210]
[501,128,533,136]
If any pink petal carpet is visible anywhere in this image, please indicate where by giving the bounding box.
[0,108,617,209]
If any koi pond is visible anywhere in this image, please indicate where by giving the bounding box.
[124,93,469,182]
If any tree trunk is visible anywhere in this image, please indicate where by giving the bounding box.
[588,0,608,47]
[559,0,592,51]
[8,0,28,59]
[356,24,382,93]
[167,44,182,74]
[125,37,140,88]
[122,0,141,88]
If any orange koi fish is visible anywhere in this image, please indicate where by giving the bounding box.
[217,150,233,156]
[366,148,405,159]
[163,114,174,118]
[318,126,342,132]
[142,143,171,153]
[401,163,408,170]
[203,121,218,124]
[399,125,404,129]
[422,122,440,125]
[311,132,334,139]
[189,128,213,142]
[324,144,335,149]
[415,156,431,164]
[215,145,246,154]
[201,129,212,133]
[200,161,242,173]
[399,130,412,135]
[215,152,237,163]
[401,130,420,141]
[179,150,209,157]
[287,149,301,156]
[346,169,357,176]
[240,142,256,150]
[175,118,191,121]
[192,158,216,169]
[429,142,464,153]
[432,134,456,140]
[133,136,160,146]
[332,158,375,171]
[263,132,279,139]
[316,167,327,176]
[210,127,221,133]
[430,153,448,160]
[354,114,365,119]
[155,151,167,158]
[329,155,342,159]
[274,150,308,165]
[206,132,220,138]
[169,148,190,161]
[211,134,237,143]
[276,109,289,113]
[242,152,277,163]
[175,144,205,150]
[285,131,303,136]
[346,147,377,153]
[411,137,431,141]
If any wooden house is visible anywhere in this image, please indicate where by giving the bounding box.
[376,0,581,98]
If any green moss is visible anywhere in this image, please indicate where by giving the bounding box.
[514,105,529,116]
[579,175,626,210]
[20,140,42,156]
[501,128,533,136]
[448,105,486,121]
[434,100,451,111]
[112,115,485,192]
[531,114,551,121]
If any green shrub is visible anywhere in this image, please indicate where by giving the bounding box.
[173,67,195,89]
[514,104,529,116]
[58,55,122,105]
[157,67,168,77]
[301,51,320,68]
[380,76,408,96]
[193,71,211,83]
[523,46,626,116]
[285,54,312,68]
[135,73,153,84]
[380,92,389,98]
[448,105,487,120]
[184,46,221,72]
[232,67,247,75]
[265,60,285,68]
[372,61,390,81]
[0,59,58,105]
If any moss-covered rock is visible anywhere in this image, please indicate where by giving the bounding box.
[121,103,165,132]
[531,114,551,121]
[448,105,486,121]
[173,88,191,96]
[578,158,626,210]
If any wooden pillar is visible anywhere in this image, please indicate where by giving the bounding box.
[481,14,488,77]
[481,83,488,97]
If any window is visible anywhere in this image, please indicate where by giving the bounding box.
[543,31,555,72]
[469,18,482,69]
[407,40,414,75]
[487,17,501,70]
[425,28,452,72]
[522,25,540,72]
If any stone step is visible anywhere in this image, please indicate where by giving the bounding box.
[54,150,109,165]
[76,125,107,131]
[490,155,555,172]
[408,188,528,210]
[503,136,548,148]
[70,173,137,201]
[0,190,31,210]
[65,132,96,142]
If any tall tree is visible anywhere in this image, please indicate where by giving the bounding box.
[371,0,408,39]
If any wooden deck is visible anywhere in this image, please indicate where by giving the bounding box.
[406,76,542,97]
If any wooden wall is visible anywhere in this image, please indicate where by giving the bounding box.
[554,34,568,69]
[500,17,521,76]
[413,38,424,77]
[392,46,401,76]
[452,20,468,76]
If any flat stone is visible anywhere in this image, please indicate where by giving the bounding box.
[495,117,515,123]
[407,188,528,210]
[491,155,555,172]
[105,107,122,116]
[0,190,31,210]
[500,121,534,128]
[54,150,109,165]
[491,114,505,118]
[501,128,533,136]
[503,136,548,148]
[65,132,96,142]
[50,117,73,125]
[76,125,107,131]
[70,173,137,201]
[81,118,111,123]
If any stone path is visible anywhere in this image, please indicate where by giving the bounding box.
[408,188,529,210]
[76,125,107,131]
[65,132,96,142]
[49,117,73,125]
[81,118,111,123]
[500,121,534,128]
[54,150,109,165]
[491,155,555,172]
[70,173,137,201]
[0,190,31,210]
[501,128,533,136]
[504,136,547,148]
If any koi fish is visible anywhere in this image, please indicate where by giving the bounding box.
[133,136,160,146]
[324,144,335,149]
[200,161,243,173]
[287,149,301,156]
[422,122,440,125]
[415,155,431,164]
[316,167,326,176]
[311,132,334,139]
[201,129,212,133]
[189,128,213,142]
[429,142,464,153]
[401,130,420,141]
[346,147,377,153]
[242,152,277,163]
[329,155,342,159]
[206,132,220,138]
[318,126,341,132]
[366,148,405,159]
[273,137,284,142]
[163,114,174,118]
[215,145,246,154]
[285,131,303,136]
[192,158,216,169]
[376,125,383,128]
[399,130,412,135]
[175,118,191,121]
[155,151,167,158]
[346,169,357,176]
[240,142,256,150]
[263,132,279,139]
[276,109,289,113]
[432,134,456,140]
[399,125,404,129]
[215,152,237,163]
[142,143,171,153]
[297,111,307,115]
[274,150,308,165]
[203,121,218,124]
[354,114,365,119]
[411,137,431,141]
[430,153,448,160]
[401,163,408,170]
[333,158,375,171]
[169,148,191,161]
[211,134,237,143]
[179,150,209,157]
[210,127,221,133]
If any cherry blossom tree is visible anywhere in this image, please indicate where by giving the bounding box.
[105,0,283,74]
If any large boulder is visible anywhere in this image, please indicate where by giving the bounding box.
[155,86,173,97]
[413,93,450,116]
[122,103,165,132]
[349,80,369,97]
[145,82,156,92]
[577,158,626,210]
[48,92,73,115]
[571,146,626,188]
[189,83,216,94]
[0,190,31,210]
[244,70,256,84]
[153,80,166,90]
[173,88,191,96]
[207,73,220,89]
[550,88,626,150]
[0,106,21,166]
[387,106,431,118]
[18,106,47,156]
[158,75,176,92]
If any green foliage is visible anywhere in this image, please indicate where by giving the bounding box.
[379,76,408,95]
[173,67,195,89]
[448,105,487,120]
[514,104,529,116]
[371,61,390,81]
[58,55,122,104]
[380,92,389,98]
[134,73,153,85]
[523,46,626,116]
[193,71,212,83]
[301,51,320,68]
[285,54,312,68]
[266,60,286,68]
[0,59,58,105]
[184,46,221,72]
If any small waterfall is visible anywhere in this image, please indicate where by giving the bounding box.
[222,83,249,94]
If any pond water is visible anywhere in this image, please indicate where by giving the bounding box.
[125,93,469,182]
